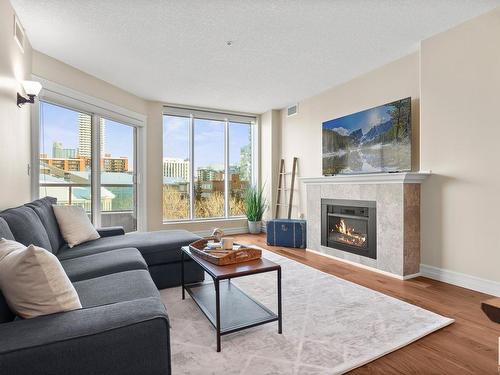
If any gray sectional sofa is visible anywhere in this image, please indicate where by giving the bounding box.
[0,197,204,375]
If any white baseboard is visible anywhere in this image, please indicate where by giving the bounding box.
[192,226,249,237]
[306,249,419,280]
[420,264,500,297]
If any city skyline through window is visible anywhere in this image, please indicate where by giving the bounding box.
[163,113,254,221]
[38,101,137,232]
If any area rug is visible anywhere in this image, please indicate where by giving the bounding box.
[160,249,453,374]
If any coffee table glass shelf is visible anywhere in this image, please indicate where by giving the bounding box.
[181,246,282,352]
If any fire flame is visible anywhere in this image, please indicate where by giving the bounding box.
[333,219,366,247]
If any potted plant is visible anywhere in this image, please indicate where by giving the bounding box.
[244,185,267,234]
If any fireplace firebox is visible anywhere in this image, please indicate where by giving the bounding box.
[321,199,376,259]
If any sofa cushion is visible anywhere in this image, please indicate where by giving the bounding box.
[57,230,201,266]
[0,206,52,252]
[25,197,65,253]
[61,248,148,282]
[73,270,160,308]
[0,218,14,241]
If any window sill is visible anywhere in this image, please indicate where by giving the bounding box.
[162,216,247,225]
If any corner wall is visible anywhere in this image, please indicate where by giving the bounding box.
[0,0,32,209]
[420,8,500,285]
[260,109,281,221]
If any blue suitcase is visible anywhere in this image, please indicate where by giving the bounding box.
[266,219,307,248]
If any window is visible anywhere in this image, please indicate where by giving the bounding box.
[163,116,190,220]
[99,118,137,231]
[39,102,93,213]
[229,122,252,216]
[38,101,139,232]
[163,108,256,222]
[193,118,225,218]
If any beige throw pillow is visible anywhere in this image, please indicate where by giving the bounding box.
[53,205,100,248]
[0,239,82,319]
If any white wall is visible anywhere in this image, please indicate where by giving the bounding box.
[0,0,32,209]
[260,109,281,221]
[32,51,147,115]
[420,8,500,284]
[279,53,420,219]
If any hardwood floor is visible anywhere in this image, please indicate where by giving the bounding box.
[233,233,500,374]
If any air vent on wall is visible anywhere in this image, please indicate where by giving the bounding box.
[14,16,25,53]
[287,104,298,117]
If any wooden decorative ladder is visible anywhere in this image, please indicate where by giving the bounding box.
[275,157,298,219]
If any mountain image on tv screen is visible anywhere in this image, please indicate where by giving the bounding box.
[322,97,411,175]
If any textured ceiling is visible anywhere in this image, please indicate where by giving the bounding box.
[11,0,500,113]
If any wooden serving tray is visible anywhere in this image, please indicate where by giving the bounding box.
[188,237,262,266]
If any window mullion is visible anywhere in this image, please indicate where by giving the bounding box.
[189,115,194,220]
[91,114,101,227]
[224,120,229,218]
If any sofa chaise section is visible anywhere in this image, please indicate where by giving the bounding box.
[57,229,204,288]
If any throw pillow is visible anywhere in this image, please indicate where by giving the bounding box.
[0,239,82,319]
[52,205,100,248]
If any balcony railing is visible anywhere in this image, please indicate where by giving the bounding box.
[39,183,136,232]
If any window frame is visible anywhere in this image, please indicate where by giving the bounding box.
[163,106,259,223]
[31,77,147,231]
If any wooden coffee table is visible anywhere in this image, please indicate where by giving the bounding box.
[181,246,282,352]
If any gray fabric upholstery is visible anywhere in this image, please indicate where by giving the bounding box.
[149,261,205,289]
[73,270,160,308]
[0,297,170,375]
[0,218,16,323]
[0,206,52,251]
[61,248,147,282]
[25,197,65,253]
[0,293,15,324]
[0,217,14,240]
[96,226,125,237]
[57,230,201,265]
[0,198,179,374]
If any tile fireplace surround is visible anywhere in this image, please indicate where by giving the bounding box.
[301,172,430,279]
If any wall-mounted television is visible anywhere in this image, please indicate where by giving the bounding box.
[322,97,411,175]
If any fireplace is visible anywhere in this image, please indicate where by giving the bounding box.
[321,199,377,259]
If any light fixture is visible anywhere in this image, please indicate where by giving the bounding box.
[17,80,42,107]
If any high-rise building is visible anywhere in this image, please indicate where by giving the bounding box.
[239,144,252,181]
[78,114,105,157]
[163,158,189,181]
[52,141,76,159]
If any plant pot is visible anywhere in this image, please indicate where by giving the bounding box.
[247,220,262,234]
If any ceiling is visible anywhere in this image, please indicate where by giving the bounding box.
[11,0,500,114]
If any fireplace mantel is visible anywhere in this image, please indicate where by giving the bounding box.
[304,172,426,279]
[300,171,431,185]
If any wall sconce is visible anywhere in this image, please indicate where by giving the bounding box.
[17,80,42,107]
